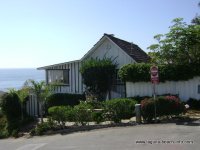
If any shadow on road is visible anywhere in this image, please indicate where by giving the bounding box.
[175,119,200,126]
[144,117,200,127]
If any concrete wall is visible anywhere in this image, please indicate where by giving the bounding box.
[126,77,200,101]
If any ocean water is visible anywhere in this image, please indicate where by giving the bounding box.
[0,69,45,92]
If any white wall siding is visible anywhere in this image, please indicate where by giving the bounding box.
[87,39,135,68]
[52,86,71,93]
[78,62,83,93]
[126,77,200,101]
[71,63,75,93]
[47,61,83,94]
[75,62,79,93]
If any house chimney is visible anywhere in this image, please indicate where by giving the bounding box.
[104,33,115,37]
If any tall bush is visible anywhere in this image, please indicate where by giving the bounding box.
[80,58,117,100]
[0,93,21,134]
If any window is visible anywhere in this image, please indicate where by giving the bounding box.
[63,70,69,84]
[48,69,69,85]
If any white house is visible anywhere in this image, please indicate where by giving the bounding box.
[27,33,199,116]
[38,33,150,99]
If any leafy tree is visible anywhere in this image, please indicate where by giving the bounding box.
[25,80,51,123]
[80,58,117,100]
[148,18,200,65]
[8,88,29,120]
[192,2,200,25]
[192,15,200,25]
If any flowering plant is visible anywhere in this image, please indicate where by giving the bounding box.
[141,95,186,122]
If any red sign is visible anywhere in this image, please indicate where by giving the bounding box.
[150,66,159,84]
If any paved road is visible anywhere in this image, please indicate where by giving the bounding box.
[0,123,199,150]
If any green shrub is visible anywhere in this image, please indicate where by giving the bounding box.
[0,93,21,134]
[83,100,103,109]
[0,130,9,139]
[48,106,73,127]
[160,96,186,116]
[91,111,104,124]
[140,99,155,122]
[11,129,19,138]
[72,102,92,126]
[80,58,117,100]
[0,107,3,118]
[118,63,200,82]
[141,96,186,122]
[30,128,36,136]
[33,121,55,135]
[0,116,7,129]
[0,116,8,139]
[47,93,85,108]
[104,98,137,123]
[186,98,200,110]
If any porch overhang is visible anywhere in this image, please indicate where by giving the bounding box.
[37,60,80,70]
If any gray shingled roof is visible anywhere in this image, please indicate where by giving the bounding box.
[105,34,150,63]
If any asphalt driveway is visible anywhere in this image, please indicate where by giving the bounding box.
[0,122,199,150]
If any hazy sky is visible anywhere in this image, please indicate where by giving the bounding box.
[0,0,199,68]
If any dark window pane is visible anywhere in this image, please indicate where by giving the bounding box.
[63,69,69,84]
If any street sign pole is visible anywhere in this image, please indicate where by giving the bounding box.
[153,82,157,122]
[150,65,159,123]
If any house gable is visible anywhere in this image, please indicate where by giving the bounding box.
[105,34,150,63]
[81,36,135,68]
[81,34,150,68]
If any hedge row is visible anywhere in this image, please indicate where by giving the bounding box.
[118,63,200,82]
[47,98,137,125]
[47,93,86,108]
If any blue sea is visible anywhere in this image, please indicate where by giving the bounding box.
[0,69,45,92]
